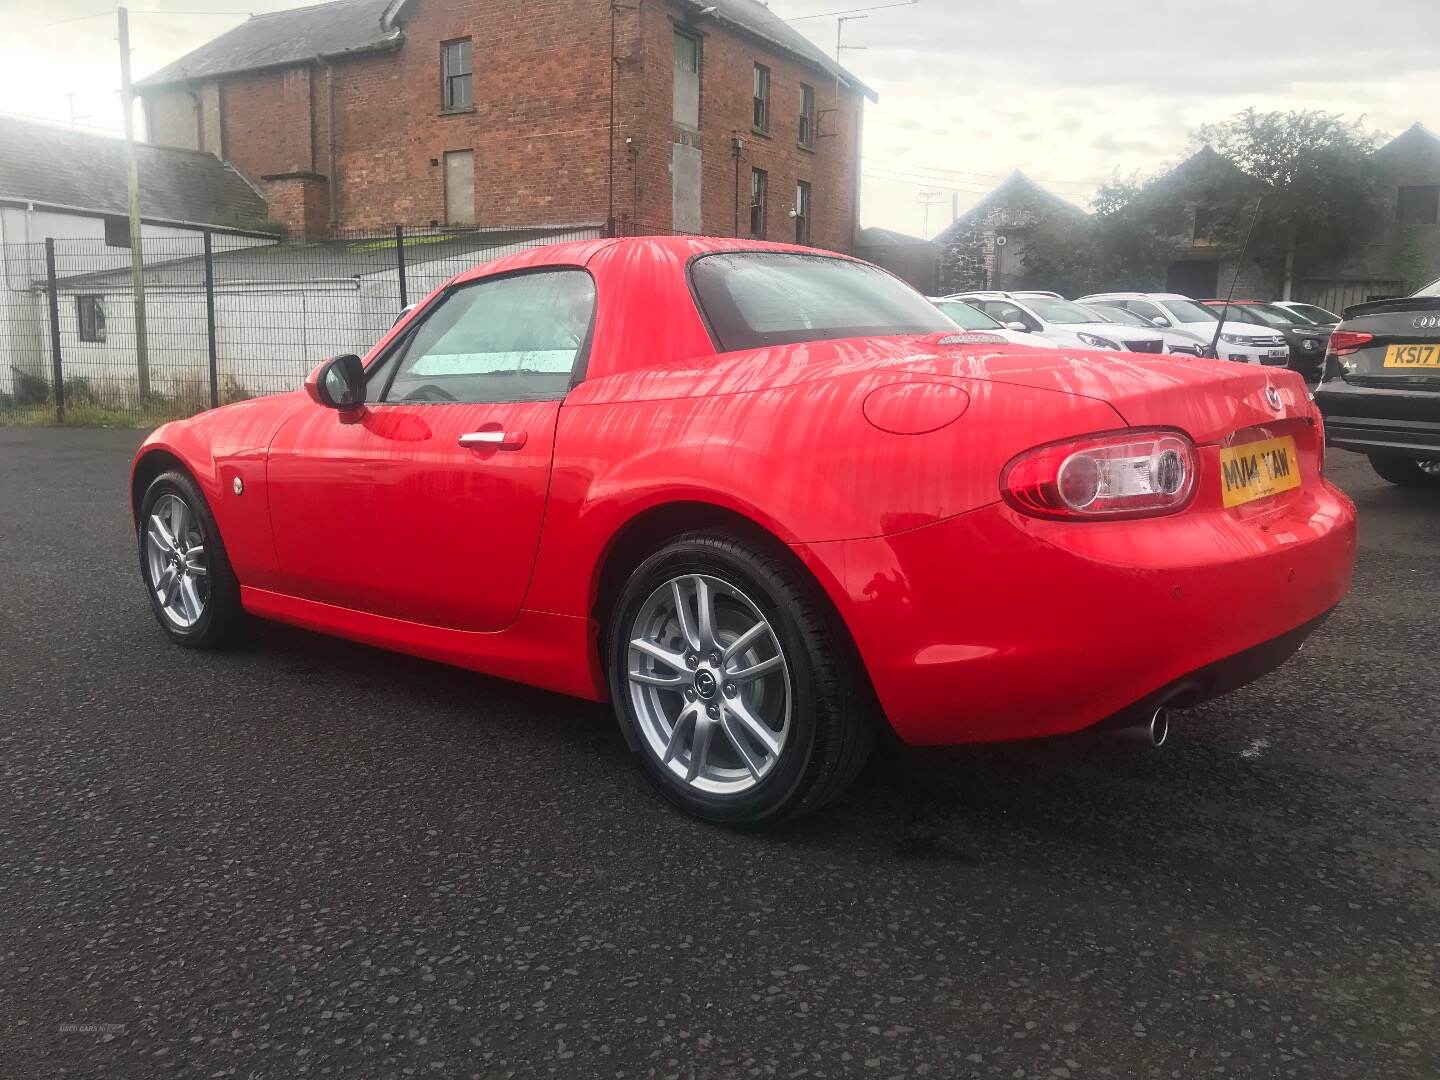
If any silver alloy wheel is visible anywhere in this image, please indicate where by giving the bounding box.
[144,493,210,629]
[627,573,792,796]
[1418,460,1440,477]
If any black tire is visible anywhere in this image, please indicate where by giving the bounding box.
[1368,454,1440,489]
[607,531,873,827]
[137,469,243,649]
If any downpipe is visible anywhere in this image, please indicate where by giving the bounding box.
[1108,706,1170,748]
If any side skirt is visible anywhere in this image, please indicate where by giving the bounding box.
[239,586,607,702]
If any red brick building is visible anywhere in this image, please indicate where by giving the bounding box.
[138,0,874,251]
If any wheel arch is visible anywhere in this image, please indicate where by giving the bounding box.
[130,447,193,529]
[588,499,887,732]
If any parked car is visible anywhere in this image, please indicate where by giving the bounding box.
[1201,300,1331,381]
[1272,301,1342,327]
[948,291,1167,353]
[1077,291,1291,365]
[130,237,1357,826]
[928,298,1059,347]
[1077,301,1211,356]
[1314,276,1440,488]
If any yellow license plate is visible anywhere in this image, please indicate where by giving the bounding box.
[1220,435,1301,508]
[1384,344,1440,368]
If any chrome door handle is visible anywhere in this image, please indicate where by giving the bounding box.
[459,429,528,451]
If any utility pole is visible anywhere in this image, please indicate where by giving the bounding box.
[919,190,946,239]
[118,6,150,397]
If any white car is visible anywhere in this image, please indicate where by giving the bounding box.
[946,291,1167,353]
[1077,292,1291,366]
[1075,301,1212,356]
[928,298,1058,348]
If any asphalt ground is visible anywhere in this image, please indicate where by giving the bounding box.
[1,426,1437,1079]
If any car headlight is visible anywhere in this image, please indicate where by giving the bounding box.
[1077,332,1121,350]
[1219,333,1250,345]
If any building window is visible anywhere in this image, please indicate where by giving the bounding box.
[444,149,475,226]
[750,168,768,238]
[798,84,815,148]
[672,30,700,130]
[794,180,811,245]
[752,64,770,134]
[1192,205,1219,245]
[103,216,130,249]
[442,39,473,111]
[76,296,105,343]
[1398,185,1439,226]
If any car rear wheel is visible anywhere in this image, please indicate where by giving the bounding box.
[138,470,242,648]
[1367,455,1440,489]
[608,532,873,827]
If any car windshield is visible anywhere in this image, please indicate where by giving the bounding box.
[1084,304,1148,328]
[933,301,1004,330]
[1022,296,1102,325]
[1163,297,1219,322]
[1209,303,1270,326]
[1247,303,1304,328]
[690,253,955,350]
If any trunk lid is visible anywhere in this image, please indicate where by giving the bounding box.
[1331,296,1440,391]
[899,344,1309,444]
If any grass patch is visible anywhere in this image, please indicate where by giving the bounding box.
[0,401,182,428]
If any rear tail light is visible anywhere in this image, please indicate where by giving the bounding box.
[1002,429,1198,520]
[1326,330,1373,356]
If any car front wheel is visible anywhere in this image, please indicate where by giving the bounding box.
[1368,455,1440,489]
[138,470,242,648]
[608,532,873,827]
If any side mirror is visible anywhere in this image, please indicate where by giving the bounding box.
[1004,321,1030,332]
[393,303,417,328]
[1149,316,1172,327]
[305,354,366,411]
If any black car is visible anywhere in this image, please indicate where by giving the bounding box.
[1314,278,1440,489]
[1202,301,1331,381]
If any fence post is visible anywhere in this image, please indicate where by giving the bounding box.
[44,239,65,425]
[395,224,408,310]
[203,230,219,410]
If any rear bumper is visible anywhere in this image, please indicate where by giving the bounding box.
[1315,378,1440,458]
[796,480,1356,746]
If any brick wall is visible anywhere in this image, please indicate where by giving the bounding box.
[619,3,864,251]
[141,0,865,247]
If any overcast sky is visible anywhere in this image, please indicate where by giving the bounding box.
[5,0,1438,237]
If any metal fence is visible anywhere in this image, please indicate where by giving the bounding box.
[0,224,604,426]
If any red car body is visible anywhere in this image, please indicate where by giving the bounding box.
[131,236,1357,747]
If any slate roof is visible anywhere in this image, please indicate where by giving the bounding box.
[699,0,876,102]
[138,0,400,88]
[0,113,268,230]
[138,0,874,101]
[858,227,938,248]
[933,171,1089,244]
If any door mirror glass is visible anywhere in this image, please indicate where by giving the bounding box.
[306,354,366,410]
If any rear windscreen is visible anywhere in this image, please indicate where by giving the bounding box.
[690,252,955,351]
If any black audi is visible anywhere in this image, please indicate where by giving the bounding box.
[1314,278,1440,488]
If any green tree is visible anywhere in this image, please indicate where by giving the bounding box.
[1019,176,1173,296]
[1192,108,1385,294]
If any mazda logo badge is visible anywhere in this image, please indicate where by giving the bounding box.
[1415,315,1440,330]
[1265,386,1283,411]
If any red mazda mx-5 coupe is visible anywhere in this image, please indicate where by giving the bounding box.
[131,236,1357,825]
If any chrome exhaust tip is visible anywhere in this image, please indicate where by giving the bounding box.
[1111,707,1170,747]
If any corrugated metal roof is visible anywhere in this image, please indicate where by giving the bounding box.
[0,113,269,230]
[137,0,399,88]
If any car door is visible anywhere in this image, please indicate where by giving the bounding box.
[265,267,597,633]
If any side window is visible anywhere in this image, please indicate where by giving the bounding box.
[985,301,1038,331]
[1127,300,1164,322]
[380,270,596,404]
